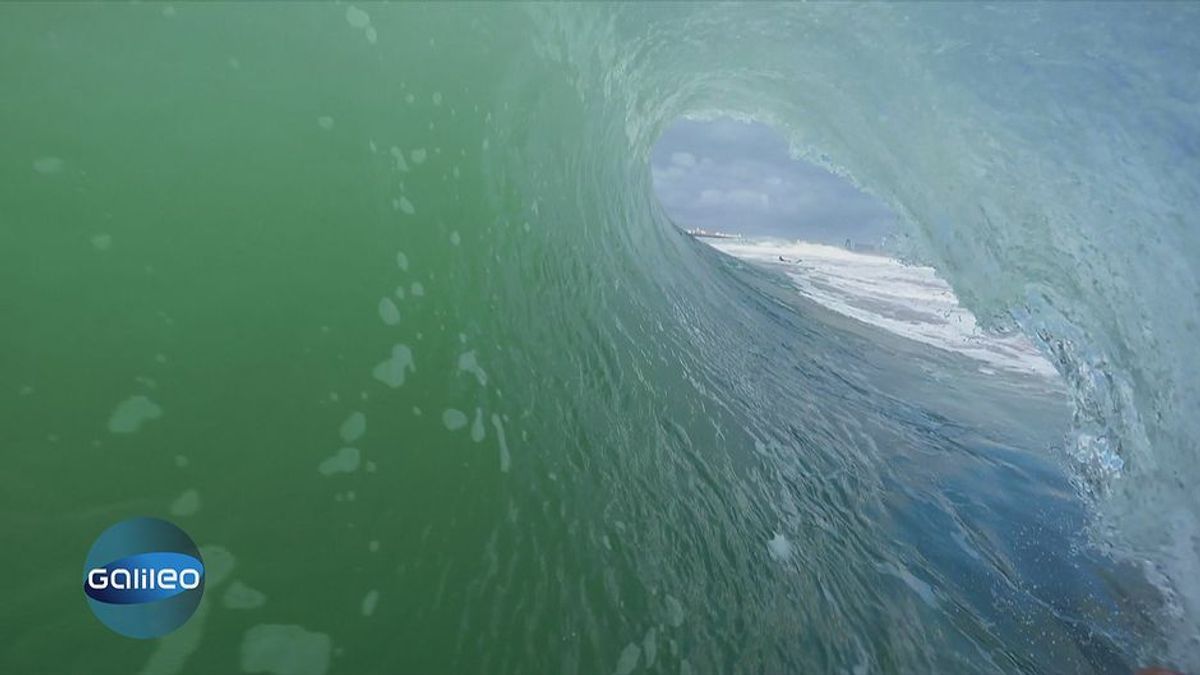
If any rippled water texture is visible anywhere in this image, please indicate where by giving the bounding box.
[2,3,1198,673]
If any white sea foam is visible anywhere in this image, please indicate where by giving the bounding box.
[344,6,370,30]
[767,532,792,561]
[711,239,1057,377]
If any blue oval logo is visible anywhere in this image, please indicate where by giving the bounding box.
[82,517,205,638]
[84,551,205,605]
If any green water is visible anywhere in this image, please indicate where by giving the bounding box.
[2,3,1195,674]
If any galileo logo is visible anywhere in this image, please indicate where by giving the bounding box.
[82,517,205,638]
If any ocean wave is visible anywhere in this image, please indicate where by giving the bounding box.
[4,2,1198,672]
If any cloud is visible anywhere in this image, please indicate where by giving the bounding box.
[698,188,770,210]
[650,117,896,244]
[670,151,697,167]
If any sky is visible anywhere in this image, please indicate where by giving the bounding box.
[650,117,897,245]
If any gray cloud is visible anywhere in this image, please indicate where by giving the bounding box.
[651,117,896,245]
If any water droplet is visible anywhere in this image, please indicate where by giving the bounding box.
[441,409,468,431]
[345,5,371,29]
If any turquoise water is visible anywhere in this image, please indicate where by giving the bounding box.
[2,3,1198,673]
